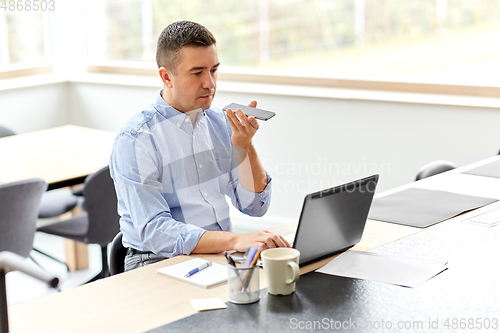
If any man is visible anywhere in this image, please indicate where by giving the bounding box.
[110,21,289,271]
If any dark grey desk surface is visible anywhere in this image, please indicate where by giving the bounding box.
[149,219,500,332]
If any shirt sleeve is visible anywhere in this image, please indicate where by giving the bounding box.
[220,112,272,217]
[110,130,206,257]
[227,168,273,217]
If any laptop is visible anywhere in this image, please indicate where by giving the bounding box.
[230,174,379,267]
[287,174,379,266]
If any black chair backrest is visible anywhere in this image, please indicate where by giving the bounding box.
[83,166,120,246]
[415,160,456,181]
[108,232,126,275]
[0,179,47,257]
[0,125,16,138]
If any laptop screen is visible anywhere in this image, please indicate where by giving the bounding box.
[293,174,379,266]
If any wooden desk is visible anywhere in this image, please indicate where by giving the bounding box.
[159,219,500,332]
[8,221,418,333]
[8,156,500,333]
[0,125,116,190]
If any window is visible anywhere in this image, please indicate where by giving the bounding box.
[0,9,51,69]
[85,0,500,89]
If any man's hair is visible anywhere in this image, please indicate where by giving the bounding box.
[156,21,216,73]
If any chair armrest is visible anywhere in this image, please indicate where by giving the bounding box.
[72,184,84,196]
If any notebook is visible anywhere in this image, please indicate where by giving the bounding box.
[288,174,379,266]
[157,258,228,288]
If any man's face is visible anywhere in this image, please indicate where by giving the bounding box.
[164,45,219,113]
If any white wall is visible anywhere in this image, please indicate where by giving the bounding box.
[0,81,69,133]
[66,80,500,222]
[67,82,154,131]
[1,80,499,223]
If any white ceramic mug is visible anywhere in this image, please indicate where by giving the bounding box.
[261,248,300,296]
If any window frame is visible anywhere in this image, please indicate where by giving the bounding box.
[86,62,500,99]
[0,65,53,80]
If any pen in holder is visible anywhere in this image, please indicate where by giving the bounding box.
[227,264,260,304]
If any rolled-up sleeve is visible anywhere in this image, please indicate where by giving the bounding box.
[228,170,272,217]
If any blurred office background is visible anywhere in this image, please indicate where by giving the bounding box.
[1,0,500,229]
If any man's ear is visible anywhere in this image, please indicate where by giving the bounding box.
[159,67,173,88]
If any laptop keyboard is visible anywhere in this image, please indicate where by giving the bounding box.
[228,233,296,267]
[283,233,295,246]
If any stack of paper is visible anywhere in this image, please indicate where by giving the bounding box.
[462,159,500,178]
[467,208,500,227]
[316,250,448,288]
[368,188,497,228]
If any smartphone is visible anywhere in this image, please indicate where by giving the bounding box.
[223,103,276,121]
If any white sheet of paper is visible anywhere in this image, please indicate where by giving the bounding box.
[157,258,228,288]
[190,297,227,312]
[468,208,500,227]
[316,250,448,288]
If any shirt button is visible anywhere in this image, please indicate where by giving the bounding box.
[204,193,208,197]
[185,118,189,122]
[177,124,180,127]
[199,164,203,168]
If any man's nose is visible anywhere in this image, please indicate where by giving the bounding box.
[202,72,215,89]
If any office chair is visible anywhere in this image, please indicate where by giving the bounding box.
[34,188,79,270]
[1,251,59,333]
[1,124,78,270]
[415,160,456,181]
[37,166,120,280]
[0,124,16,138]
[38,189,79,218]
[108,232,126,275]
[0,179,47,258]
[0,124,78,222]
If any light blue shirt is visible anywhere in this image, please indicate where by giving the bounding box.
[109,91,272,258]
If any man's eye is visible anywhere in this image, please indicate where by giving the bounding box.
[193,72,202,76]
[211,68,218,73]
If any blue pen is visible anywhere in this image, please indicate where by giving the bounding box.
[242,247,259,268]
[184,261,212,277]
[239,247,260,292]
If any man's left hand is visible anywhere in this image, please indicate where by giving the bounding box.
[226,100,259,150]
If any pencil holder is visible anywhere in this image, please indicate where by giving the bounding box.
[227,265,260,304]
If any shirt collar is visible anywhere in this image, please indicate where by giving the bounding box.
[153,90,207,120]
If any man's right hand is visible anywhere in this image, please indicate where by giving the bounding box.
[192,230,291,255]
[232,230,291,252]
